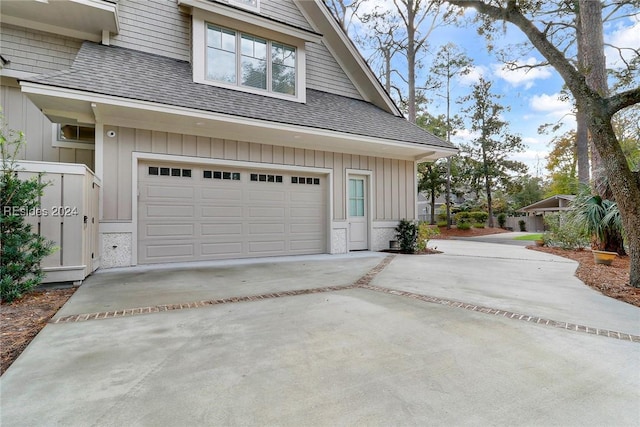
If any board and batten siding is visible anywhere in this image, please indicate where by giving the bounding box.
[306,42,362,99]
[0,85,95,171]
[102,126,415,223]
[110,0,191,62]
[0,24,81,74]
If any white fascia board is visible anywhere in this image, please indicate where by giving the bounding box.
[20,82,454,159]
[294,0,401,116]
[178,0,322,43]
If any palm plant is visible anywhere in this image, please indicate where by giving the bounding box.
[569,187,625,255]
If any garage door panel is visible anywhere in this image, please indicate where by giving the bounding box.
[248,241,286,253]
[249,207,285,218]
[248,223,285,234]
[146,224,194,237]
[201,223,243,236]
[201,188,242,201]
[202,206,243,218]
[146,185,194,199]
[139,162,327,264]
[146,205,194,218]
[201,242,242,255]
[146,243,194,258]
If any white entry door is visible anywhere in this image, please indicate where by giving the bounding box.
[348,177,368,250]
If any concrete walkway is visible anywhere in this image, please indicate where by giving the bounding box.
[1,242,638,426]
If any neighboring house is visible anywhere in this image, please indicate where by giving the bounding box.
[0,0,455,278]
[514,194,576,232]
[417,191,465,222]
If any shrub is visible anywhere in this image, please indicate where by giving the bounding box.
[1,121,55,302]
[543,212,589,250]
[518,220,527,232]
[417,222,440,251]
[469,211,489,224]
[497,213,507,228]
[436,220,447,227]
[457,222,471,230]
[454,212,471,225]
[395,219,418,254]
[472,223,485,228]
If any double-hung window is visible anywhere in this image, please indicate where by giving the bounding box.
[206,24,296,96]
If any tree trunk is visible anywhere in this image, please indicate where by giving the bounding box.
[576,110,590,185]
[586,104,640,287]
[430,188,436,225]
[579,0,607,181]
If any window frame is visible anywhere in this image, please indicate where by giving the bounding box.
[51,123,96,150]
[192,9,307,103]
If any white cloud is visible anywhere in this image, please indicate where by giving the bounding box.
[492,58,552,90]
[529,93,573,118]
[522,136,543,145]
[450,128,479,144]
[458,65,488,86]
[605,15,640,69]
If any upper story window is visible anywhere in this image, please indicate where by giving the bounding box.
[229,0,259,12]
[206,24,296,96]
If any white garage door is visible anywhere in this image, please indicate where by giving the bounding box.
[138,162,327,264]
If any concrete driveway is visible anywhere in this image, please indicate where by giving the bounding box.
[1,241,639,426]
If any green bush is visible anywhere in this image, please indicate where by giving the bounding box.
[454,212,471,224]
[518,220,527,232]
[469,211,489,224]
[436,220,447,227]
[543,212,589,250]
[457,222,471,230]
[1,120,55,302]
[395,219,418,254]
[497,213,507,228]
[417,222,440,251]
[472,223,485,228]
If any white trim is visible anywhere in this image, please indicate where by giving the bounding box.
[20,83,458,158]
[100,221,134,233]
[95,122,104,221]
[131,152,334,265]
[0,69,37,80]
[13,160,90,175]
[42,265,87,272]
[192,12,306,104]
[346,168,373,251]
[413,161,418,220]
[0,15,109,43]
[179,0,322,43]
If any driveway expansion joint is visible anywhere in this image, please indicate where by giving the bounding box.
[49,254,638,344]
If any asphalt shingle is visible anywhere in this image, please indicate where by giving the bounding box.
[24,42,453,149]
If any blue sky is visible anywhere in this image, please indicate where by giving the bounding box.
[341,3,640,177]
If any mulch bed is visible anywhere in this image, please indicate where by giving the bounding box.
[432,226,511,239]
[528,246,639,308]
[1,288,76,375]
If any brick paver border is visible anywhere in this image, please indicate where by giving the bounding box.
[50,254,639,343]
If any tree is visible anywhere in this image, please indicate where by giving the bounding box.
[446,0,640,287]
[545,130,579,196]
[511,175,546,210]
[418,161,447,224]
[1,119,55,302]
[461,78,527,227]
[425,43,472,228]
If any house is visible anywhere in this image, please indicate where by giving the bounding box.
[516,194,576,231]
[0,0,455,279]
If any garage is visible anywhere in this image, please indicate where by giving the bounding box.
[138,161,327,264]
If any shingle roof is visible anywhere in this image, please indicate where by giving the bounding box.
[23,42,453,149]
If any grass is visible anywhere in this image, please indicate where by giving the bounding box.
[513,233,543,241]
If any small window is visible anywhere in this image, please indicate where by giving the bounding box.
[314,178,320,185]
[306,177,313,184]
[171,168,181,177]
[182,169,191,177]
[298,177,306,184]
[291,177,298,184]
[276,176,283,183]
[53,124,95,150]
[149,167,159,176]
[267,175,275,182]
[204,170,212,179]
[223,172,232,180]
[232,173,241,181]
[160,168,170,176]
[251,173,258,182]
[259,174,267,182]
[213,171,222,179]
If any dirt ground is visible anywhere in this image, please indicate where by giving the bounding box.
[1,229,637,375]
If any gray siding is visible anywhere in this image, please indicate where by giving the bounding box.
[306,41,362,99]
[111,0,191,61]
[0,85,95,171]
[260,0,314,31]
[103,126,415,222]
[0,24,81,74]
